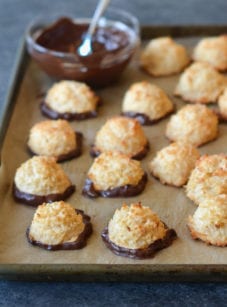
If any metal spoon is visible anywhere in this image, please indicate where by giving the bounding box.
[78,0,110,57]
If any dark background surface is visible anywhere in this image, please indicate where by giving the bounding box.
[0,0,227,306]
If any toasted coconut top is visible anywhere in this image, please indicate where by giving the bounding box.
[45,80,98,114]
[122,81,174,121]
[29,201,85,245]
[193,35,227,71]
[94,116,148,157]
[140,36,190,76]
[14,156,72,195]
[108,202,167,249]
[175,62,226,104]
[87,151,145,191]
[186,154,227,205]
[28,119,76,158]
[166,104,218,147]
[150,141,200,186]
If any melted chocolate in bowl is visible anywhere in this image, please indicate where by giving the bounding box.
[101,225,177,259]
[28,17,138,87]
[82,173,147,198]
[27,209,92,251]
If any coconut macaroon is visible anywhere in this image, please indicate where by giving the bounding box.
[27,201,92,250]
[175,62,226,104]
[27,119,83,162]
[218,88,227,120]
[122,81,174,125]
[166,104,218,147]
[193,35,227,72]
[188,196,227,247]
[140,37,190,77]
[41,80,99,120]
[13,156,75,206]
[101,202,177,259]
[186,154,227,206]
[90,116,149,160]
[149,142,200,187]
[83,151,147,198]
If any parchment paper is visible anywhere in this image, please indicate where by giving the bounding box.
[0,37,226,266]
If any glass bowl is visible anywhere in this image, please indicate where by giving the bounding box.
[26,8,140,88]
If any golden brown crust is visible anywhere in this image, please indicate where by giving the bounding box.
[140,37,190,76]
[188,196,227,247]
[149,142,200,187]
[193,35,227,71]
[218,88,227,119]
[166,104,218,147]
[45,80,99,114]
[174,62,226,104]
[27,119,77,159]
[87,151,145,191]
[14,156,73,196]
[28,201,85,245]
[107,202,168,249]
[92,116,148,158]
[186,154,227,205]
[122,81,174,122]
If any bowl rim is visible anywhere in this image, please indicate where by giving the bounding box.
[25,7,140,61]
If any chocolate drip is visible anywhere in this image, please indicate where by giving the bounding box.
[122,110,174,125]
[101,224,177,259]
[40,101,98,121]
[28,132,83,162]
[27,209,92,251]
[13,183,75,206]
[90,142,149,160]
[82,173,147,198]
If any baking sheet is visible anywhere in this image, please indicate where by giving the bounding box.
[0,27,227,281]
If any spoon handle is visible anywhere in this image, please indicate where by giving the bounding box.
[87,0,110,37]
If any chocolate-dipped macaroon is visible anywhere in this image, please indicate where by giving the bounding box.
[41,80,99,120]
[13,156,75,206]
[149,142,200,187]
[83,151,147,198]
[193,35,227,72]
[186,154,227,206]
[140,37,190,77]
[102,202,177,259]
[27,119,83,162]
[166,104,218,147]
[122,81,174,125]
[27,201,92,250]
[188,196,227,247]
[90,116,149,159]
[174,62,226,104]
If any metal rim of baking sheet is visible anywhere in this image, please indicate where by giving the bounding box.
[0,25,227,282]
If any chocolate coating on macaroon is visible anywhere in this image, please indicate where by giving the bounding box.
[27,209,92,250]
[101,203,177,259]
[27,201,92,250]
[13,183,75,207]
[41,101,98,121]
[90,116,149,159]
[83,152,147,198]
[41,80,99,121]
[28,131,83,162]
[102,225,177,259]
[13,156,75,206]
[122,82,174,125]
[90,142,149,160]
[82,173,147,198]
